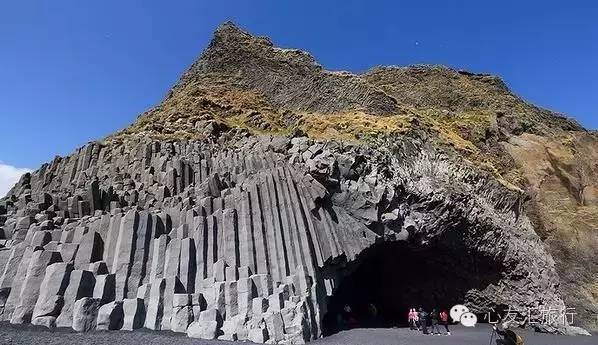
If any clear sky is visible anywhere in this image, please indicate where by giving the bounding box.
[0,1,596,179]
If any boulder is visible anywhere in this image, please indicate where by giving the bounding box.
[72,297,102,332]
[96,301,124,330]
[186,308,223,339]
[248,327,269,343]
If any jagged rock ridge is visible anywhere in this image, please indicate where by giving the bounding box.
[0,22,596,342]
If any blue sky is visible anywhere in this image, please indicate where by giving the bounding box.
[0,0,597,175]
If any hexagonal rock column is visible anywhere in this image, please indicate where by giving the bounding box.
[160,276,185,331]
[74,231,104,269]
[121,298,145,330]
[93,273,116,303]
[30,262,73,327]
[144,278,166,330]
[55,270,96,327]
[0,246,35,321]
[11,250,62,324]
[96,301,124,330]
[170,293,194,333]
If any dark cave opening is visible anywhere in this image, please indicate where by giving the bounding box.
[322,236,503,335]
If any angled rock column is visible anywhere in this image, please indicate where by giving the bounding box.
[112,210,139,300]
[31,262,73,327]
[11,250,62,324]
[55,270,95,327]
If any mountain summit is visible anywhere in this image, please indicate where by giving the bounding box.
[0,22,596,341]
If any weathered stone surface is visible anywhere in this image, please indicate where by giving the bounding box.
[72,297,102,332]
[30,315,58,328]
[252,297,269,316]
[251,274,274,297]
[31,262,72,322]
[11,250,62,324]
[30,295,63,328]
[58,243,78,262]
[248,327,269,343]
[160,276,185,330]
[55,270,95,327]
[89,261,109,275]
[121,298,145,330]
[96,301,124,330]
[149,234,168,281]
[187,308,223,339]
[74,231,103,269]
[224,281,239,318]
[171,305,193,333]
[30,231,52,247]
[93,273,115,303]
[0,246,34,321]
[222,314,249,341]
[179,238,197,292]
[127,211,153,297]
[136,283,151,310]
[213,258,227,282]
[0,244,27,304]
[112,210,139,300]
[264,312,285,343]
[144,278,166,330]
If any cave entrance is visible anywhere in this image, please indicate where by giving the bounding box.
[322,237,502,335]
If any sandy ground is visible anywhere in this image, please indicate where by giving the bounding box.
[0,323,594,345]
[314,325,596,345]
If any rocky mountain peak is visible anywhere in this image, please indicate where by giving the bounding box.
[175,22,399,117]
[145,22,581,147]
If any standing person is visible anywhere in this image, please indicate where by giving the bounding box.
[408,308,417,330]
[430,308,441,335]
[342,305,358,330]
[368,303,379,327]
[439,309,451,335]
[339,305,351,331]
[418,308,429,335]
[413,308,420,330]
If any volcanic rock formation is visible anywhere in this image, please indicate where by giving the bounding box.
[0,22,596,342]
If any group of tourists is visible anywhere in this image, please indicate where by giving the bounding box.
[326,302,524,345]
[407,307,451,335]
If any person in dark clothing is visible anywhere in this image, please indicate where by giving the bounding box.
[418,308,429,335]
[493,324,523,345]
[340,305,358,330]
[430,309,441,335]
[367,303,379,327]
[337,305,351,331]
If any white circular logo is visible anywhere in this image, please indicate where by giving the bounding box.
[450,304,469,323]
[460,312,478,327]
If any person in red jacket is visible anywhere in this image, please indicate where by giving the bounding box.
[439,309,451,335]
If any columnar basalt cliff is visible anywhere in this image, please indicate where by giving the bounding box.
[0,22,596,342]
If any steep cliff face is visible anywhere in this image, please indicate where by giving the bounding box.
[0,22,595,342]
[505,132,598,327]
